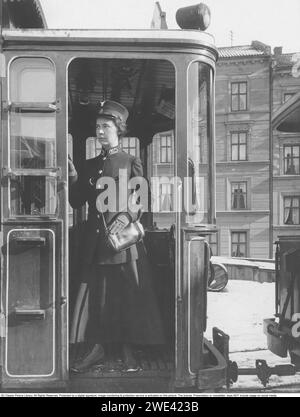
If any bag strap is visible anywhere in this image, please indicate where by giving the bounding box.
[100,211,108,232]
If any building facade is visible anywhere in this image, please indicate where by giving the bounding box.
[215,42,272,258]
[272,50,300,247]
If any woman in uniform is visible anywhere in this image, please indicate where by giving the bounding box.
[69,100,164,372]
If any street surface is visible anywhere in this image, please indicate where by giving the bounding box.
[206,280,300,392]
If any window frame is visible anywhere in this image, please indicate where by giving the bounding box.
[159,182,173,213]
[208,232,219,256]
[231,131,248,161]
[283,92,296,103]
[231,181,248,210]
[231,81,248,112]
[159,134,173,164]
[120,137,140,157]
[7,56,59,219]
[231,231,248,258]
[283,144,300,175]
[283,195,300,225]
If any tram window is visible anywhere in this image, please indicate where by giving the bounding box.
[10,176,57,216]
[187,62,213,224]
[10,58,55,103]
[10,113,56,169]
[8,58,57,217]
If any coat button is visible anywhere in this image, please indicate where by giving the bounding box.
[96,229,100,233]
[99,170,103,175]
[97,214,100,219]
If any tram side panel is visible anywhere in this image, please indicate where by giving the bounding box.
[1,224,64,388]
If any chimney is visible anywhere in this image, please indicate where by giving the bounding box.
[274,46,283,57]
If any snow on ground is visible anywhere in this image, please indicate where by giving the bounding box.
[205,280,300,392]
[206,280,274,352]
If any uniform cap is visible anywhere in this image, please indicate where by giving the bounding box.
[96,100,129,123]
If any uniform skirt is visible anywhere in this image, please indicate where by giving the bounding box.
[70,248,165,346]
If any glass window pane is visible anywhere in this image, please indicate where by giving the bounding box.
[239,233,246,243]
[231,95,239,111]
[239,83,247,94]
[292,209,299,224]
[231,133,238,144]
[284,198,291,208]
[240,95,247,110]
[239,245,246,257]
[240,133,247,143]
[10,58,55,103]
[10,113,56,169]
[240,183,246,192]
[10,176,57,216]
[232,233,238,243]
[284,147,291,157]
[231,83,238,94]
[231,145,238,160]
[187,62,212,224]
[293,146,299,157]
[240,144,246,160]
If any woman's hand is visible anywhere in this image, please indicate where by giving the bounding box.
[108,214,130,234]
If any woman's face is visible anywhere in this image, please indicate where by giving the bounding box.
[96,117,119,148]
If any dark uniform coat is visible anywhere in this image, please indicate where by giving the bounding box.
[69,149,143,265]
[69,148,165,346]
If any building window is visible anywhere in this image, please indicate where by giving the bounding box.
[284,196,300,225]
[231,82,247,111]
[209,233,218,256]
[284,93,295,103]
[159,134,173,163]
[284,145,300,175]
[120,137,139,157]
[231,232,247,257]
[160,183,173,212]
[231,182,247,209]
[231,132,247,161]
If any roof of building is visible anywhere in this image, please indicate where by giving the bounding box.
[3,0,47,28]
[274,53,295,68]
[218,41,271,59]
[273,91,300,133]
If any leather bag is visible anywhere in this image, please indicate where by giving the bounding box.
[102,212,145,253]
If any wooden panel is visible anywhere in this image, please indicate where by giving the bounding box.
[187,238,206,373]
[175,230,207,387]
[5,228,55,376]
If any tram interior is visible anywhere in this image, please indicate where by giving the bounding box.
[68,58,177,374]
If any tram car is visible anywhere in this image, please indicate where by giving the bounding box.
[0,3,233,392]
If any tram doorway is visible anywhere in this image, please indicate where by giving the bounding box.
[67,58,177,376]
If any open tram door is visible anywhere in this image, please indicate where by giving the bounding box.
[0,51,68,390]
[0,27,226,392]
